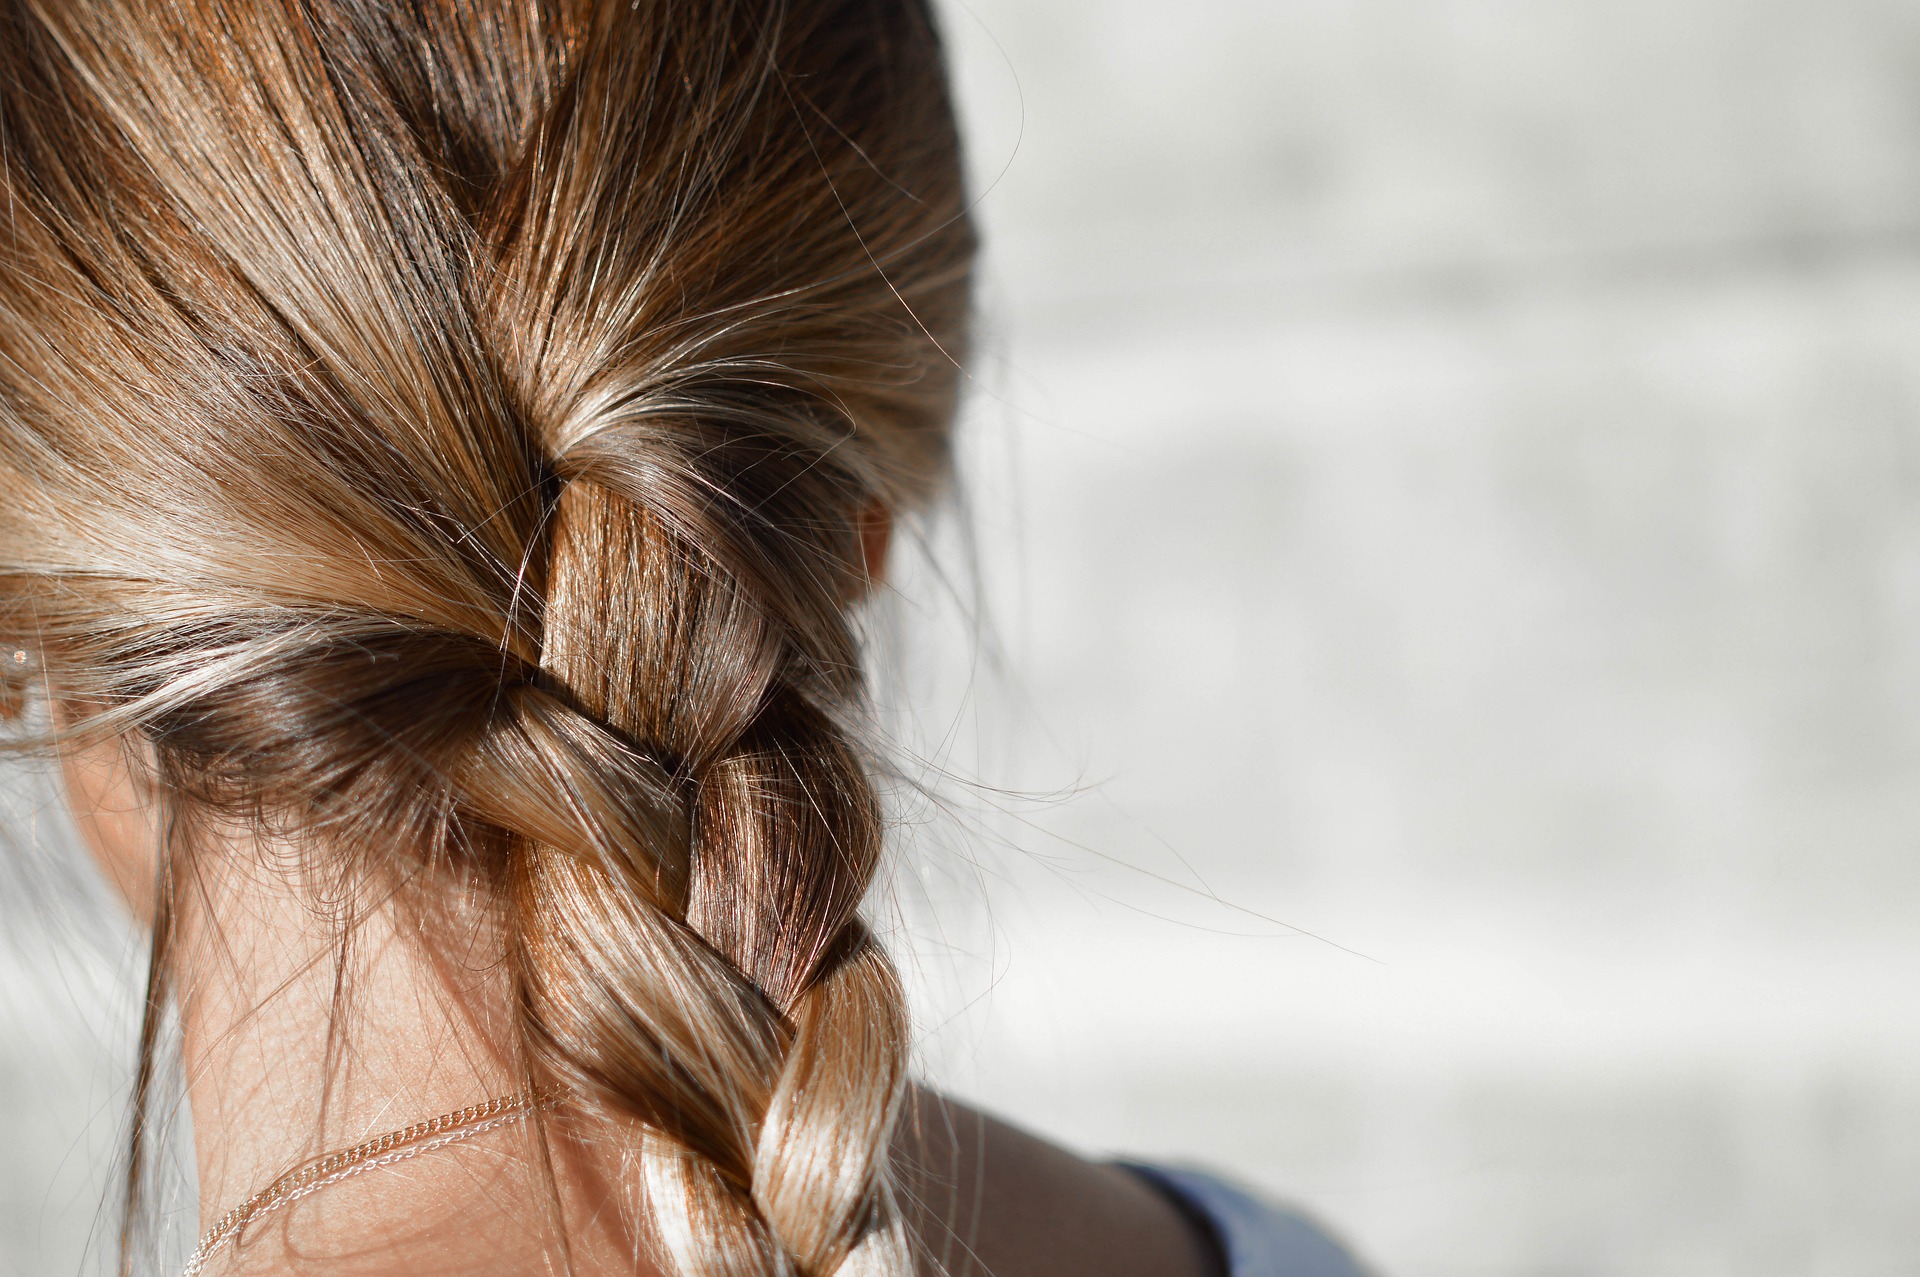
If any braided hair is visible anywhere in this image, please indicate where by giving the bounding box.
[0,0,973,1272]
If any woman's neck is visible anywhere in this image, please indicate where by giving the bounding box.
[176,833,657,1276]
[60,740,1218,1277]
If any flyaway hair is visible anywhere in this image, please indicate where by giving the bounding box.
[0,0,974,1273]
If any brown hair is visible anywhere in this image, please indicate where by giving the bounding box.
[0,0,973,1272]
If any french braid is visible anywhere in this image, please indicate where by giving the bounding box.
[0,0,973,1273]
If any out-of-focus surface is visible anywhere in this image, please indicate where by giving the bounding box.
[8,1,1920,1273]
[0,759,153,1276]
[898,2,1920,1275]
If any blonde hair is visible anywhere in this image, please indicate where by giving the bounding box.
[0,0,973,1272]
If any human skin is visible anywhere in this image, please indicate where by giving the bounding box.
[53,619,1219,1277]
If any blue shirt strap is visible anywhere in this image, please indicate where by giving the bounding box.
[1116,1162,1377,1277]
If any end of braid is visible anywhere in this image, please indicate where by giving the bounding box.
[753,935,913,1276]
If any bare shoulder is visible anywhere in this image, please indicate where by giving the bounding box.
[896,1091,1223,1277]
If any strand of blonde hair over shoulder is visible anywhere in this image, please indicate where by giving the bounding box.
[0,0,974,1273]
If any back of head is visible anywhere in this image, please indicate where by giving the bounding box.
[0,0,973,1272]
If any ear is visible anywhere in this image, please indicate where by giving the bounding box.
[53,704,162,926]
[857,500,894,592]
[0,646,33,720]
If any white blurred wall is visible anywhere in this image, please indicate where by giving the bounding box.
[10,2,1920,1274]
[903,2,1920,1275]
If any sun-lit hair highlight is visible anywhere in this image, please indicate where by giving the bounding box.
[0,0,974,1272]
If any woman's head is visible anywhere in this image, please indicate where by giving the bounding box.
[0,0,973,1271]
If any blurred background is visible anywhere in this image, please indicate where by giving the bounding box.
[9,0,1920,1273]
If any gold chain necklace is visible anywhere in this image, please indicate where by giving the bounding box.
[182,1090,547,1277]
